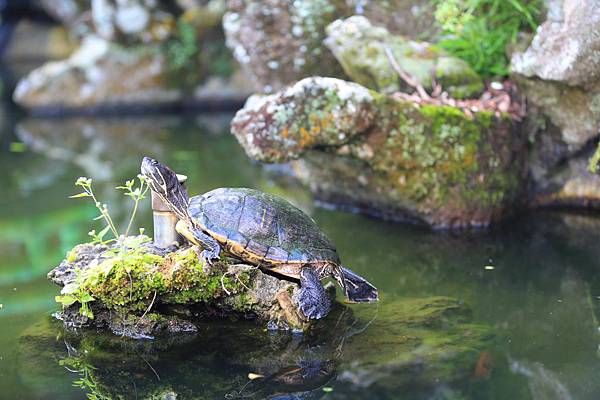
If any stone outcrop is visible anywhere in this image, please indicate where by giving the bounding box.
[223,0,350,93]
[510,0,600,208]
[511,0,600,87]
[14,0,252,112]
[232,77,524,229]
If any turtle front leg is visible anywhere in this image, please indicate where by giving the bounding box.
[189,227,221,273]
[298,266,331,320]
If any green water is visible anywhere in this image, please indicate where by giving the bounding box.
[1,109,600,399]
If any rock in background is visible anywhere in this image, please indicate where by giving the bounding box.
[223,0,439,93]
[324,16,483,99]
[12,0,253,112]
[232,77,525,228]
[511,0,600,207]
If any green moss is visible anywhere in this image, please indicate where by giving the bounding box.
[60,245,252,317]
[359,96,519,214]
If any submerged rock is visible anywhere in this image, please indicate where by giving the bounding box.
[325,16,483,99]
[49,235,320,337]
[232,77,525,228]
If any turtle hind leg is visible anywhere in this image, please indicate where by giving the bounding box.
[340,266,379,303]
[298,266,331,320]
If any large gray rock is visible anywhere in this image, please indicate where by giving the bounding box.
[13,1,251,112]
[511,0,600,87]
[346,0,437,38]
[13,35,182,110]
[511,0,600,206]
[222,0,438,94]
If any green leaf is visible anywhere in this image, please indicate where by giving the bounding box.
[55,295,78,307]
[97,225,111,240]
[79,292,95,303]
[80,303,94,320]
[69,193,91,198]
[61,282,80,295]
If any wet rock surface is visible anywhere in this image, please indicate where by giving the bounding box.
[232,77,525,229]
[48,235,319,338]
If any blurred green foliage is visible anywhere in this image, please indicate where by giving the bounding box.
[589,143,600,174]
[432,0,543,78]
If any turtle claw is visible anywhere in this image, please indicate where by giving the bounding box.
[299,288,330,320]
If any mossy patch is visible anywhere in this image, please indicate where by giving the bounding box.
[58,240,253,318]
[354,96,520,217]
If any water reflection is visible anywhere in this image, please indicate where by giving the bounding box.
[18,297,496,399]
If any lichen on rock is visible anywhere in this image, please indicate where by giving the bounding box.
[324,16,483,99]
[49,235,318,338]
[232,77,524,229]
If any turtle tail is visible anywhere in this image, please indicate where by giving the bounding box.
[339,266,378,303]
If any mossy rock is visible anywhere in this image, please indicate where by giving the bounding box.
[231,77,525,229]
[325,16,484,99]
[49,236,317,338]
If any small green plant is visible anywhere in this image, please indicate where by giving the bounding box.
[432,0,542,77]
[70,175,150,244]
[61,175,151,319]
[55,267,96,320]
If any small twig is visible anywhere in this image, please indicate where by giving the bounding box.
[385,47,431,100]
[221,265,258,295]
[126,270,133,301]
[138,351,160,381]
[136,290,157,326]
[221,272,232,295]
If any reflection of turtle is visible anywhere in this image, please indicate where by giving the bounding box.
[141,157,378,319]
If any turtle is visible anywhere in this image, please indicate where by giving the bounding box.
[141,157,378,319]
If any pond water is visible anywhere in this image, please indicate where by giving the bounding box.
[1,107,600,399]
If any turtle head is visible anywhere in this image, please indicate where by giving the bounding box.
[141,157,189,221]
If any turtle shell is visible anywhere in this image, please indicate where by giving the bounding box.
[188,188,340,267]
